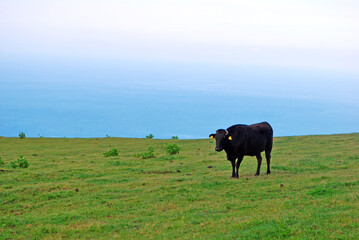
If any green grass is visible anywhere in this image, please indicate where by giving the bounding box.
[0,134,358,239]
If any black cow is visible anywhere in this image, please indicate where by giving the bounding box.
[209,122,273,178]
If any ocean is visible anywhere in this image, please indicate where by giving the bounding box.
[1,60,358,139]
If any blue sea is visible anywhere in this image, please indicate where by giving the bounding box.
[1,59,358,139]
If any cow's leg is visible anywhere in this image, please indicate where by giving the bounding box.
[265,150,271,174]
[255,154,262,176]
[235,155,244,178]
[231,160,236,178]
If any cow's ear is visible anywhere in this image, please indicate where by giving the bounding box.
[209,134,215,139]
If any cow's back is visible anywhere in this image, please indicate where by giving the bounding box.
[249,122,273,139]
[227,122,273,156]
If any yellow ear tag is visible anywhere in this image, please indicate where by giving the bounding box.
[210,136,213,139]
[228,136,232,140]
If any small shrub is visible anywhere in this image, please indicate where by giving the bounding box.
[146,134,154,139]
[19,131,26,139]
[10,161,17,169]
[135,147,155,159]
[165,144,181,155]
[171,136,179,139]
[0,157,4,166]
[103,149,118,157]
[10,155,29,168]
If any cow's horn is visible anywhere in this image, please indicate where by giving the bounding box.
[225,130,228,135]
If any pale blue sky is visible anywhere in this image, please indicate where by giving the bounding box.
[1,0,359,70]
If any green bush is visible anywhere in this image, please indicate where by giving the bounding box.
[19,131,26,139]
[10,155,29,168]
[135,147,155,159]
[146,134,154,139]
[171,136,179,139]
[103,149,118,157]
[165,144,181,155]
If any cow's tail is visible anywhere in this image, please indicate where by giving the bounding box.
[266,124,274,152]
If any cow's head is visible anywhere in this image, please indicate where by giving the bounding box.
[209,129,232,152]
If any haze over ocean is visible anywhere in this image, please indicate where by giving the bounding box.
[1,1,359,138]
[1,58,358,139]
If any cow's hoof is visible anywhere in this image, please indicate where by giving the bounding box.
[254,173,260,176]
[266,172,271,174]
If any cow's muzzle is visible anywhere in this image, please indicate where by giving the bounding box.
[215,147,223,152]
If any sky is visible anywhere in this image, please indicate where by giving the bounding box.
[2,0,359,69]
[1,0,359,138]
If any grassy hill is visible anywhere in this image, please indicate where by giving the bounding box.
[1,134,358,239]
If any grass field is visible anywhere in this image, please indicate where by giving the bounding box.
[1,134,358,239]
